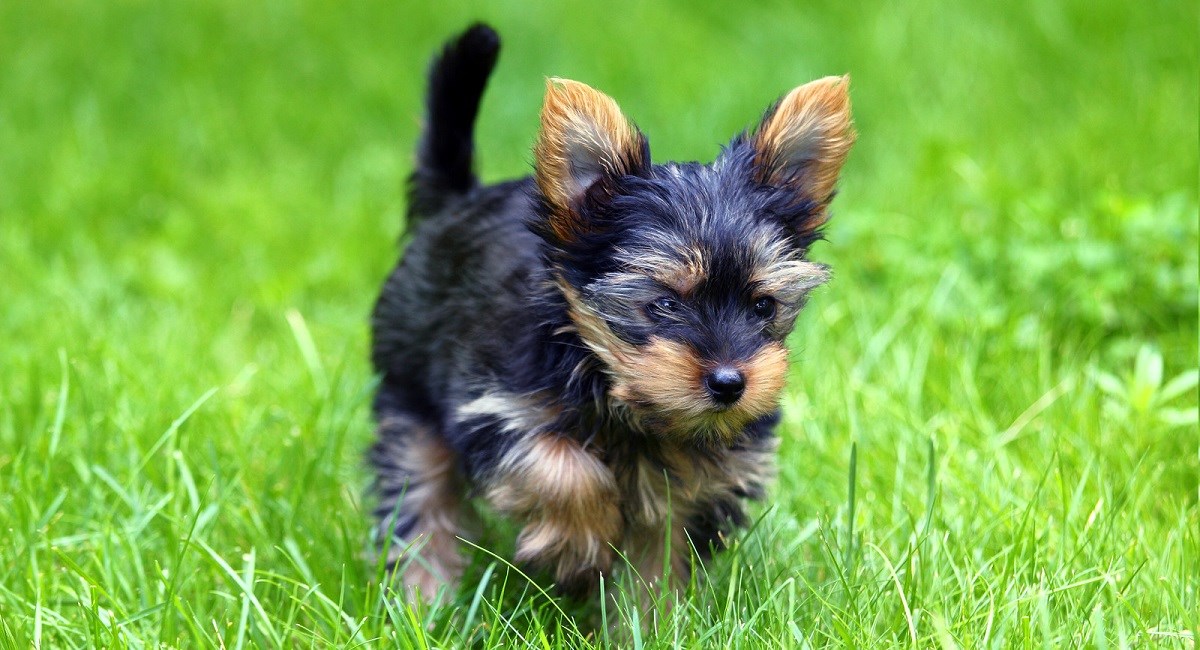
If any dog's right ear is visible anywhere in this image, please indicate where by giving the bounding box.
[748,76,855,239]
[535,78,649,242]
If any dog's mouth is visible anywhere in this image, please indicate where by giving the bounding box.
[611,370,788,443]
[615,397,772,443]
[585,335,791,442]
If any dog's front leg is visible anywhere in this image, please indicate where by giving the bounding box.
[484,433,623,596]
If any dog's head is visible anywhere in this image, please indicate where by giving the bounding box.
[533,77,854,442]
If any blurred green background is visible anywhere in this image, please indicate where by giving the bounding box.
[0,0,1196,647]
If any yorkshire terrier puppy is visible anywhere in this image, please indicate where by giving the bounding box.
[369,23,854,600]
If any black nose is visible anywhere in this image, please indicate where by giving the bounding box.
[704,367,745,406]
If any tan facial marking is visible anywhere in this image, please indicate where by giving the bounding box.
[620,339,789,441]
[751,259,829,298]
[559,280,791,441]
[624,245,709,296]
[661,251,707,296]
[610,337,707,412]
[737,342,790,418]
[559,279,640,374]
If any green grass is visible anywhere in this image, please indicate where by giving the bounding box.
[1,0,1197,647]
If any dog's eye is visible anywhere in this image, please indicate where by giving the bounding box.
[752,296,777,319]
[646,297,680,319]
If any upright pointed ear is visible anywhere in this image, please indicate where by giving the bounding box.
[751,75,855,211]
[535,78,649,241]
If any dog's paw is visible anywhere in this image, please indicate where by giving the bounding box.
[513,498,622,597]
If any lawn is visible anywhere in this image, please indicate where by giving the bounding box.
[1,0,1196,647]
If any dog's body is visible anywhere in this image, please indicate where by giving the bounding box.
[370,24,854,600]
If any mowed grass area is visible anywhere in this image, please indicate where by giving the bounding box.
[1,0,1196,647]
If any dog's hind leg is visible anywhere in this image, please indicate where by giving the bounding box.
[370,408,471,602]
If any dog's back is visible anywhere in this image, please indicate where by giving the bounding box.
[370,25,541,428]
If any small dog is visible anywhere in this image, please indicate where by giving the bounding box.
[369,23,854,600]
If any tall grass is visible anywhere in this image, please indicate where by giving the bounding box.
[0,0,1195,647]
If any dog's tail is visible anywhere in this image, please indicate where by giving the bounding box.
[407,23,501,219]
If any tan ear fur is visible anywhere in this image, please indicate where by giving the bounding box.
[534,78,647,240]
[752,75,855,206]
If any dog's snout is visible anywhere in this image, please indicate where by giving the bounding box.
[704,367,745,406]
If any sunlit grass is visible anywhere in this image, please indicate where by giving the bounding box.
[0,0,1196,647]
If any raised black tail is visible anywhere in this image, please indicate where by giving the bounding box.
[407,23,501,218]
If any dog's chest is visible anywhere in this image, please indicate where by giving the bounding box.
[604,438,777,529]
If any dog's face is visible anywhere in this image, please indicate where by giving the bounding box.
[533,78,854,442]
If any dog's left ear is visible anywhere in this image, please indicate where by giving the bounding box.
[750,75,855,216]
[535,78,649,242]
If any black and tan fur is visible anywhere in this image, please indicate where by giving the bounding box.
[369,23,855,601]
